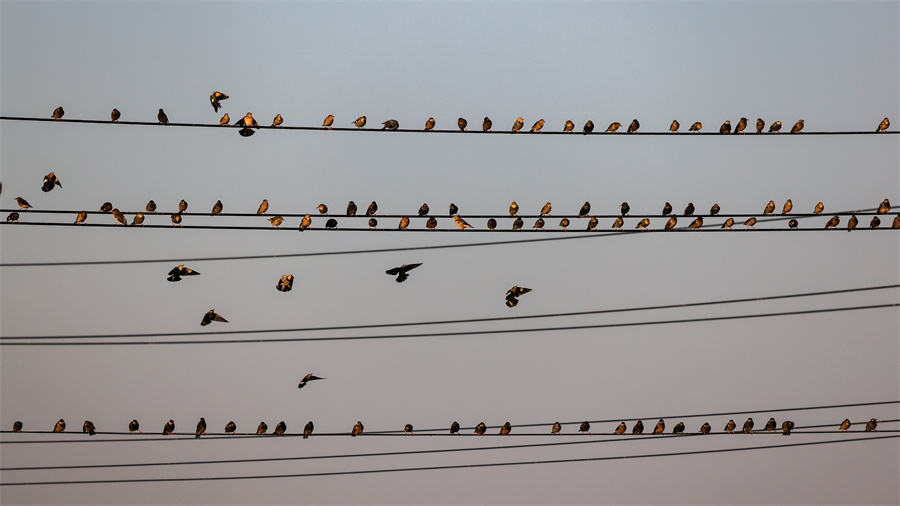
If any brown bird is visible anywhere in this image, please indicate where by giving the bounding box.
[324,218,338,229]
[404,424,414,435]
[453,215,473,230]
[381,119,399,130]
[75,210,87,225]
[225,421,236,435]
[876,117,890,132]
[756,118,765,133]
[129,420,141,434]
[100,202,113,213]
[635,218,650,231]
[487,218,497,231]
[530,119,544,133]
[512,216,524,231]
[276,274,294,292]
[424,117,435,131]
[781,199,792,215]
[299,214,311,231]
[167,264,200,282]
[742,418,754,434]
[509,201,519,216]
[82,419,96,435]
[483,117,492,132]
[303,421,314,439]
[735,117,748,134]
[540,202,552,216]
[323,115,335,129]
[551,422,561,434]
[611,216,624,230]
[673,422,685,435]
[765,418,777,433]
[689,216,703,230]
[418,203,429,216]
[870,216,880,229]
[158,108,169,125]
[606,122,622,132]
[669,120,680,133]
[163,420,175,436]
[744,217,757,230]
[653,419,665,434]
[782,420,794,435]
[847,214,858,231]
[458,118,468,132]
[824,215,840,229]
[147,200,158,213]
[398,216,410,230]
[256,422,267,435]
[178,200,188,214]
[721,217,735,230]
[579,421,591,435]
[894,215,900,229]
[764,200,775,215]
[112,208,128,226]
[317,203,328,215]
[814,202,824,214]
[719,120,731,134]
[346,201,357,216]
[368,218,377,230]
[234,112,259,129]
[274,421,286,435]
[662,202,673,215]
[840,419,851,432]
[865,418,877,432]
[664,216,677,231]
[351,421,364,437]
[386,263,422,283]
[42,172,62,191]
[16,197,32,211]
[564,120,575,132]
[614,422,627,435]
[210,91,228,112]
[353,116,366,129]
[219,113,230,126]
[578,202,591,216]
[298,372,326,389]
[710,203,720,216]
[586,216,598,231]
[689,122,702,133]
[366,201,378,216]
[171,214,182,227]
[475,422,486,435]
[683,202,694,216]
[583,120,594,134]
[269,216,284,228]
[52,106,64,120]
[877,199,890,214]
[512,117,524,132]
[700,423,711,434]
[201,309,228,326]
[533,218,545,230]
[790,119,804,133]
[211,200,223,215]
[54,419,66,433]
[725,420,736,434]
[426,217,437,230]
[768,121,782,133]
[499,422,512,435]
[272,114,283,127]
[559,218,570,231]
[632,420,644,435]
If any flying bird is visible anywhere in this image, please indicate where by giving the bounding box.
[509,201,519,216]
[756,118,765,133]
[512,117,524,132]
[16,197,32,211]
[163,420,174,435]
[52,106,64,120]
[487,218,497,231]
[725,420,736,434]
[689,122,702,133]
[814,202,824,214]
[276,274,294,292]
[219,113,229,126]
[211,200,223,215]
[689,216,703,230]
[325,218,338,229]
[635,218,650,231]
[865,418,877,432]
[742,418,754,434]
[611,216,624,230]
[346,201,357,216]
[744,217,757,230]
[586,216,598,230]
[147,200,157,213]
[764,200,775,215]
[75,211,87,225]
[765,418,777,433]
[386,263,422,283]
[710,203,720,216]
[256,422,267,435]
[579,421,591,435]
[877,199,890,214]
[606,122,622,132]
[424,117,435,131]
[721,217,735,230]
[664,216,677,231]
[158,108,169,125]
[790,119,804,133]
[323,115,335,129]
[559,218,570,230]
[475,422,486,435]
[564,120,574,132]
[583,120,594,134]
[662,202,672,215]
[876,117,890,132]
[299,214,311,231]
[735,117,747,134]
[167,264,200,282]
[683,203,694,216]
[298,373,325,389]
[351,421,364,437]
[500,422,512,435]
[781,199,792,215]
[210,91,228,112]
[614,422,627,435]
[533,218,545,230]
[317,204,328,215]
[669,120,680,133]
[847,214,858,231]
[426,217,437,230]
[458,118,467,132]
[269,216,284,228]
[483,117,492,132]
[540,202,552,216]
[653,419,665,434]
[453,215,473,230]
[366,201,378,216]
[201,309,228,326]
[552,422,561,434]
[768,121,782,133]
[304,421,314,439]
[578,202,591,216]
[42,172,62,192]
[225,421,236,435]
[129,420,141,434]
[450,421,460,434]
[272,114,283,127]
[404,424,414,435]
[719,120,731,134]
[449,203,459,215]
[673,422,685,435]
[530,119,544,133]
[632,420,644,435]
[112,208,128,226]
[274,421,286,435]
[512,216,524,230]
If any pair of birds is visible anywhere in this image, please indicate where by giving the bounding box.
[840,418,880,432]
[472,422,513,435]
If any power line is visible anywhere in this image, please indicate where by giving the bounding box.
[1,434,894,486]
[3,284,894,341]
[1,303,895,346]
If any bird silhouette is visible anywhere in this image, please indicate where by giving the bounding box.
[274,421,286,435]
[719,121,731,134]
[735,117,748,134]
[354,116,366,129]
[304,421,314,439]
[689,122,702,133]
[158,108,169,125]
[346,201,357,216]
[552,422,561,434]
[683,203,694,216]
[298,373,326,389]
[299,214,311,231]
[74,210,88,225]
[632,420,644,434]
[627,119,640,133]
[512,117,524,133]
[877,199,891,214]
[450,421,460,434]
[366,201,378,216]
[146,200,158,213]
[614,422,626,435]
[475,422,486,435]
[509,202,519,216]
[269,216,284,228]
[404,424,414,435]
[725,420,736,433]
[865,418,877,432]
[824,215,840,229]
[453,215,473,230]
[225,421,237,435]
[782,420,794,435]
[579,421,591,435]
[559,218,570,231]
[662,202,673,215]
[163,420,174,436]
[742,418,754,434]
[768,121,782,133]
[653,419,665,434]
[664,216,677,231]
[530,119,544,133]
[564,120,575,133]
[721,218,735,230]
[276,274,294,292]
[201,309,228,326]
[257,422,268,435]
[847,214,858,231]
[129,420,141,434]
[540,202,552,216]
[669,120,680,133]
[386,263,422,283]
[167,264,200,282]
[583,120,594,134]
[744,217,757,230]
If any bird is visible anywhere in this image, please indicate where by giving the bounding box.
[662,202,673,215]
[653,419,665,434]
[272,114,283,127]
[224,421,236,435]
[325,218,338,229]
[483,117,492,132]
[559,218,570,231]
[614,422,627,435]
[317,203,328,215]
[147,200,158,213]
[669,120,680,133]
[840,419,851,432]
[172,213,184,228]
[719,120,731,134]
[303,421,314,439]
[158,108,168,124]
[635,218,650,231]
[611,217,624,230]
[564,120,574,132]
[368,218,377,229]
[53,419,66,433]
[52,106,64,120]
[129,420,141,434]
[894,215,900,229]
[449,203,459,215]
[683,203,694,216]
[540,202,552,216]
[621,202,630,216]
[386,263,422,283]
[742,418,754,434]
[269,216,284,228]
[454,215,473,230]
[499,422,512,435]
[458,118,468,132]
[552,422,561,434]
[506,285,532,305]
[735,117,748,134]
[721,217,735,230]
[865,418,877,432]
[256,422,267,435]
[346,201,357,216]
[673,422,685,434]
[689,216,703,230]
[382,119,399,130]
[870,216,880,229]
[877,199,891,214]
[201,309,228,326]
[533,218,545,230]
[210,91,228,112]
[814,202,824,214]
[725,420,736,434]
[351,421,364,437]
[274,421,286,435]
[606,122,622,132]
[710,203,720,216]
[100,202,113,213]
[744,217,757,230]
[112,208,128,226]
[579,422,591,435]
[876,117,890,132]
[530,119,544,132]
[450,421,460,434]
[238,126,255,137]
[426,217,437,230]
[583,120,594,134]
[700,423,711,434]
[487,218,497,231]
[824,215,839,229]
[764,200,775,215]
[587,216,598,230]
[404,424,414,435]
[768,121,782,133]
[512,216,524,231]
[167,264,200,282]
[42,172,61,192]
[323,115,334,129]
[664,216,677,231]
[163,420,175,436]
[299,214,311,231]
[512,117,524,132]
[234,112,259,130]
[632,420,644,435]
[366,201,378,216]
[211,200,223,215]
[505,296,519,308]
[219,113,230,126]
[475,422,486,435]
[789,219,799,230]
[424,117,435,131]
[689,122,702,133]
[178,200,188,214]
[75,210,87,225]
[847,214,858,231]
[509,201,519,216]
[276,274,294,292]
[298,373,326,389]
[15,197,32,211]
[765,418,777,433]
[578,202,591,216]
[782,199,792,215]
[625,119,639,133]
[417,203,429,216]
[790,119,804,133]
[782,420,795,435]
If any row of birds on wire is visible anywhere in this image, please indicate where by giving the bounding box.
[6,416,882,437]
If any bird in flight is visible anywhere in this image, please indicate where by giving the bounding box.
[201,309,228,326]
[167,264,200,282]
[210,91,228,112]
[385,263,422,283]
[298,373,326,389]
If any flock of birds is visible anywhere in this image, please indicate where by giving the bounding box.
[8,416,882,437]
[47,100,893,136]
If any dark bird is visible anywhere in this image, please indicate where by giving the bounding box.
[276,274,294,292]
[765,418,777,433]
[683,203,694,216]
[790,119,804,133]
[894,215,900,229]
[564,120,575,132]
[877,117,890,132]
[847,214,858,231]
[256,422,267,435]
[632,420,644,435]
[768,121,782,133]
[509,201,519,216]
[163,420,174,436]
[274,421,286,435]
[669,120,679,133]
[710,203,720,216]
[346,201,357,216]
[611,216,624,231]
[635,218,650,231]
[530,119,545,133]
[764,200,775,215]
[579,421,591,435]
[382,119,399,130]
[483,117,492,132]
[351,421,364,437]
[700,422,711,434]
[225,421,236,435]
[578,202,591,217]
[158,108,169,125]
[42,172,62,191]
[664,216,677,231]
[742,418,754,434]
[824,215,840,229]
[458,118,467,132]
[201,309,228,326]
[449,203,459,215]
[587,216,598,230]
[512,216,524,231]
[606,122,622,132]
[506,285,531,300]
[272,114,283,127]
[673,422,685,435]
[53,419,66,433]
[487,218,497,231]
[418,203,430,216]
[870,216,880,229]
[12,421,23,432]
[147,200,158,213]
[211,200,223,215]
[756,118,765,134]
[512,117,524,132]
[725,420,736,434]
[75,210,87,225]
[112,208,128,226]
[179,200,188,214]
[298,373,326,389]
[100,202,112,213]
[219,113,230,126]
[735,117,748,134]
[560,218,570,231]
[386,263,422,283]
[744,217,757,230]
[782,420,794,435]
[426,217,437,230]
[865,418,877,432]
[304,421,314,438]
[614,422,627,435]
[323,115,335,129]
[626,119,640,133]
[552,422,561,434]
[450,421,460,434]
[814,202,824,214]
[583,120,594,134]
[368,218,377,229]
[689,122,702,133]
[789,219,799,230]
[129,420,141,434]
[475,422,486,435]
[52,106,64,120]
[454,215,473,230]
[653,419,665,434]
[689,216,703,230]
[424,117,435,131]
[210,91,228,112]
[404,424,414,435]
[662,202,672,215]
[366,201,378,216]
[840,419,851,432]
[13,198,30,212]
[299,214,311,231]
[499,422,512,435]
[533,218,545,230]
[234,112,259,129]
[540,202,552,216]
[239,127,255,137]
[269,216,284,228]
[719,120,731,134]
[721,217,735,230]
[167,264,199,282]
[782,199,792,215]
[83,421,96,435]
[621,202,630,216]
[505,296,519,308]
[317,203,328,215]
[877,199,891,214]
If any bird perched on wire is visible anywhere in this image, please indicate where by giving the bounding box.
[274,421,286,435]
[303,421,314,439]
[382,119,399,130]
[635,218,650,231]
[269,216,284,228]
[178,200,188,214]
[346,201,357,216]
[453,215,472,230]
[219,113,230,126]
[146,200,158,213]
[163,420,175,436]
[700,423,711,434]
[653,419,665,434]
[351,421,364,437]
[509,201,519,216]
[869,216,880,229]
[559,218,570,231]
[458,118,468,132]
[606,122,622,132]
[299,214,311,231]
[449,203,459,215]
[683,202,694,216]
[839,419,851,432]
[765,418,777,433]
[368,218,377,230]
[512,117,524,133]
[353,116,366,129]
[725,420,736,434]
[814,202,824,214]
[167,264,200,282]
[234,112,259,130]
[689,122,702,133]
[586,216,598,231]
[481,117,492,132]
[877,117,890,132]
[735,117,747,134]
[721,217,735,230]
[201,309,228,326]
[404,424,414,435]
[662,202,673,215]
[551,422,561,434]
[781,199,792,215]
[99,202,113,213]
[689,216,703,230]
[366,201,378,216]
[790,119,804,133]
[42,172,62,192]
[530,119,544,133]
[500,422,512,435]
[583,120,594,134]
[52,106,64,120]
[129,420,141,434]
[756,118,765,133]
[386,263,422,283]
[578,202,591,217]
[847,214,858,231]
[424,117,435,131]
[272,114,283,127]
[323,115,335,129]
[789,219,798,230]
[512,217,524,231]
[426,217,437,230]
[158,109,169,125]
[673,422,685,435]
[53,419,66,433]
[710,203,720,216]
[316,203,328,215]
[15,197,32,211]
[256,422,267,435]
[664,216,677,231]
[417,203,429,216]
[210,91,228,112]
[719,121,731,134]
[877,199,891,214]
[669,120,680,133]
[824,215,840,229]
[225,421,236,435]
[865,418,878,432]
[564,120,574,133]
[620,202,630,216]
[487,218,497,231]
[763,200,775,215]
[893,215,900,229]
[768,121,782,133]
[211,200,223,215]
[276,274,294,292]
[614,422,627,435]
[475,422,486,435]
[325,218,338,229]
[742,418,754,434]
[782,420,794,435]
[611,217,624,231]
[627,119,640,133]
[298,373,325,389]
[744,217,757,230]
[533,218,545,230]
[112,208,128,226]
[632,420,644,435]
[579,421,591,435]
[540,202,552,216]
[450,421,460,434]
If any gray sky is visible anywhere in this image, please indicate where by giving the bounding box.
[1,1,898,504]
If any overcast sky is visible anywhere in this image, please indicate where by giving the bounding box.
[1,1,898,504]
